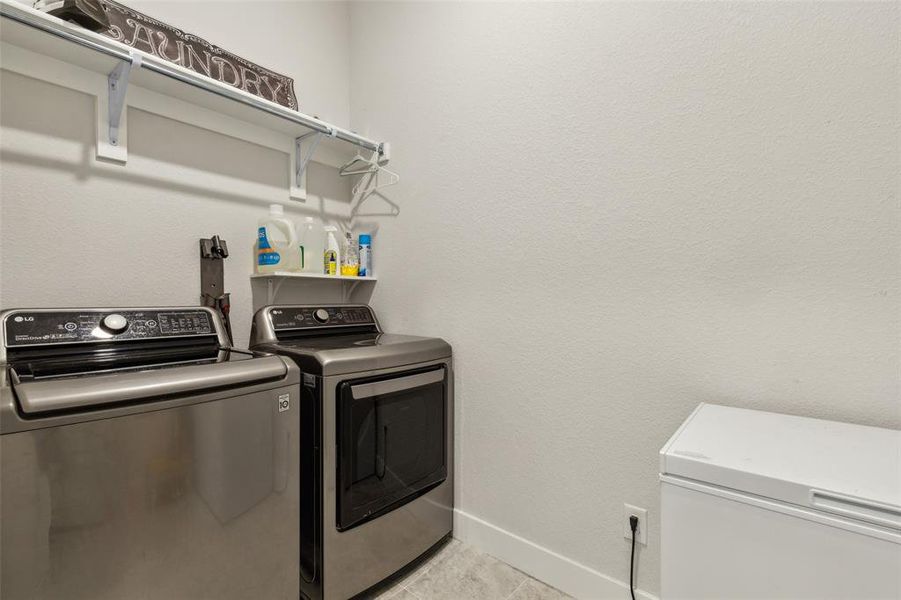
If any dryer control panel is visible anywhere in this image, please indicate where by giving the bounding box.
[3,309,215,347]
[270,306,374,331]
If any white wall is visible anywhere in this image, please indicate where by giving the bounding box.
[1,0,354,346]
[10,0,352,125]
[2,2,899,598]
[349,2,900,596]
[124,0,352,126]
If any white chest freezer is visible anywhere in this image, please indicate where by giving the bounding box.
[660,403,901,599]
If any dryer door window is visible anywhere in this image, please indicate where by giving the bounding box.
[336,365,447,531]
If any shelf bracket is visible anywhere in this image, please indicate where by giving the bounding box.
[290,128,334,201]
[266,277,287,305]
[99,54,141,162]
[343,279,362,303]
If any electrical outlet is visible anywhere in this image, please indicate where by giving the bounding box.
[623,503,648,545]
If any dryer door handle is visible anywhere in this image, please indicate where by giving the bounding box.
[350,369,444,400]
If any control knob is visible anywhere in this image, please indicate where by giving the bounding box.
[313,309,330,324]
[101,313,129,334]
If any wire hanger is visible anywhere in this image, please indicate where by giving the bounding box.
[352,162,399,198]
[349,158,400,226]
[350,185,400,224]
[339,152,380,177]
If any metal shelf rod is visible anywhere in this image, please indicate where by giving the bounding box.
[0,2,383,155]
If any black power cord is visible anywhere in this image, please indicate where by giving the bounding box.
[629,515,639,600]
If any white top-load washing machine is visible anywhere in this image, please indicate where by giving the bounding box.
[250,304,453,600]
[1,307,300,600]
[660,403,901,599]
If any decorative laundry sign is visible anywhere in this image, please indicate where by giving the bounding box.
[37,0,299,110]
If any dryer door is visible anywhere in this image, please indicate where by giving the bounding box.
[336,365,447,531]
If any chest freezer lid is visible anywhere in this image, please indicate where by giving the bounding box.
[660,403,901,531]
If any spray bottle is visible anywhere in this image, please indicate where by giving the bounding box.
[323,226,340,275]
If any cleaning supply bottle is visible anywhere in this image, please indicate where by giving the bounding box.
[341,232,359,277]
[358,234,372,277]
[323,226,340,275]
[255,204,299,273]
[298,216,322,273]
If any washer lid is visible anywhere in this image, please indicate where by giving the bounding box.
[11,353,288,414]
[255,333,451,376]
[660,403,901,531]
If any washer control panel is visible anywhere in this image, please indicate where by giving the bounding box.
[270,306,374,331]
[4,310,214,347]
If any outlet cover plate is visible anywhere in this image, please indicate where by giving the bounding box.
[623,503,648,545]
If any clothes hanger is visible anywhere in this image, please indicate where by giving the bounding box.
[350,186,400,224]
[339,152,379,177]
[352,162,399,197]
[349,161,400,226]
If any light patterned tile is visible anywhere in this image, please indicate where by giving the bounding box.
[367,538,461,598]
[395,538,462,589]
[406,544,526,600]
[371,586,418,600]
[508,578,572,600]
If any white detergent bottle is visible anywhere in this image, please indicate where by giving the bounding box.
[323,226,340,275]
[298,216,323,273]
[255,204,299,273]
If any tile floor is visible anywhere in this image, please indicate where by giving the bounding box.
[369,539,571,600]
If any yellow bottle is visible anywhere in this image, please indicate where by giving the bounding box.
[340,232,359,276]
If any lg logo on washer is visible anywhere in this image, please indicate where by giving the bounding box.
[277,393,290,412]
[13,316,33,322]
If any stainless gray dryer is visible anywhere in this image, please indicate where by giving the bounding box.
[250,304,453,600]
[1,306,300,600]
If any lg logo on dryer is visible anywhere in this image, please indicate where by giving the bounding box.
[277,394,290,412]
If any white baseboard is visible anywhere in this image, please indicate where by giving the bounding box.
[453,509,657,600]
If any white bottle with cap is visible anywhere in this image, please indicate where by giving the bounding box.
[298,216,323,273]
[255,204,299,274]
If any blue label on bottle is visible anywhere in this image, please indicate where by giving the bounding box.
[258,227,280,265]
[258,227,271,249]
[259,252,280,265]
[359,245,371,276]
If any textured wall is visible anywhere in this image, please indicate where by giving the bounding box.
[2,1,899,596]
[124,0,352,126]
[349,2,901,595]
[9,0,352,124]
[1,1,353,347]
